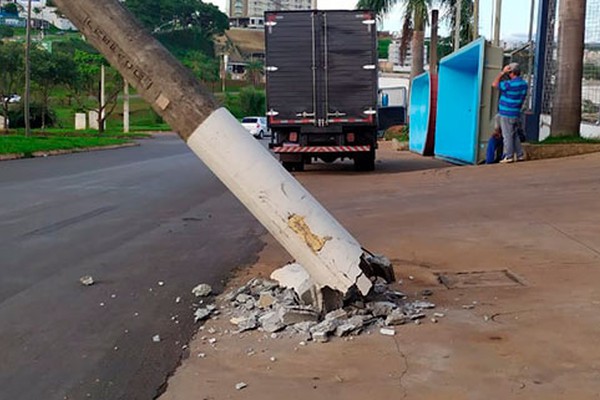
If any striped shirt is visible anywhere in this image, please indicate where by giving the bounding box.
[499,77,528,118]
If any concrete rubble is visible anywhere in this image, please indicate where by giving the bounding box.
[192,283,212,297]
[189,260,442,344]
[79,275,94,286]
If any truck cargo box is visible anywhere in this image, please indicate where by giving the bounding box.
[265,10,378,171]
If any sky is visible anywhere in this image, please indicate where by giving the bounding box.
[205,0,538,42]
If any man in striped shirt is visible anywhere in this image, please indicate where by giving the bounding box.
[492,62,528,163]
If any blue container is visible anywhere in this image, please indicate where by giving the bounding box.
[434,38,503,165]
[409,72,437,156]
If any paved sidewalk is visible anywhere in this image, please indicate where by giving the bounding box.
[161,147,600,400]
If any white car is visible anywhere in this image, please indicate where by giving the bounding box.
[2,94,21,104]
[241,116,269,139]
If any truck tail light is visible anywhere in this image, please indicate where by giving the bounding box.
[289,132,298,142]
[346,133,355,143]
[256,123,260,128]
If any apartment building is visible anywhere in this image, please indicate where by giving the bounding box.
[228,0,312,18]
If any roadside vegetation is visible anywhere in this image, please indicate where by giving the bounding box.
[0,0,265,155]
[0,135,127,156]
[539,135,600,144]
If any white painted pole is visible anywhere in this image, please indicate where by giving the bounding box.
[188,108,372,296]
[493,0,502,47]
[100,64,106,130]
[312,0,318,9]
[123,79,130,133]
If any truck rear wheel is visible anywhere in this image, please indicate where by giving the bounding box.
[354,151,375,171]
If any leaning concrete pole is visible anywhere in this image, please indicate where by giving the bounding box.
[53,0,372,296]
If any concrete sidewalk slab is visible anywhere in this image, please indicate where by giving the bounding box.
[160,149,600,400]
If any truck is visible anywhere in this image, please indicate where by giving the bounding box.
[265,10,379,171]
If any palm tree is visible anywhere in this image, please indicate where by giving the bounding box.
[551,0,587,136]
[358,0,431,79]
[245,59,264,87]
[356,0,474,79]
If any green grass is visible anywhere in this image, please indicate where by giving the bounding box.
[49,96,171,133]
[0,135,128,156]
[539,136,600,144]
[10,127,152,139]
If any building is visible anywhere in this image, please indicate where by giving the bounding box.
[2,0,77,30]
[228,0,312,18]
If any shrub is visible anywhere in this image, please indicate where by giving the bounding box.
[8,103,57,129]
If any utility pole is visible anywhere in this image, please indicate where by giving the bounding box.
[430,9,439,74]
[473,0,479,38]
[52,0,379,297]
[454,0,462,50]
[24,0,32,137]
[123,79,130,133]
[493,0,502,47]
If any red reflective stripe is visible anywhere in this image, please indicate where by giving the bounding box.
[273,145,371,153]
[270,119,315,125]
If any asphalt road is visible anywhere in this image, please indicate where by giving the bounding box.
[0,134,265,400]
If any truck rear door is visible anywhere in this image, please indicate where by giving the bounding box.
[324,11,377,125]
[265,12,317,125]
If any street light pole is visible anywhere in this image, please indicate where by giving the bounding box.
[454,0,462,50]
[493,0,502,47]
[24,0,32,137]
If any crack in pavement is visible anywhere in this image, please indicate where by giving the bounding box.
[544,222,600,258]
[393,336,410,399]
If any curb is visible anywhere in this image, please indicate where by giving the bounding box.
[0,142,139,162]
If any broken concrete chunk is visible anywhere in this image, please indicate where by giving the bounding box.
[79,276,94,286]
[235,382,247,390]
[192,283,212,297]
[152,335,161,342]
[230,313,259,332]
[259,311,285,333]
[290,321,317,341]
[279,306,319,325]
[312,331,329,343]
[270,263,319,306]
[410,300,436,309]
[385,309,408,326]
[366,301,397,317]
[380,328,396,336]
[310,319,338,336]
[325,309,348,321]
[408,312,426,320]
[258,292,277,309]
[334,316,364,337]
[363,254,396,283]
[194,307,212,323]
[235,293,254,304]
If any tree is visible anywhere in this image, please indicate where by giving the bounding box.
[183,50,219,84]
[357,0,472,78]
[1,3,19,15]
[30,46,77,128]
[357,0,431,79]
[551,0,587,136]
[72,50,122,133]
[444,0,475,46]
[0,25,15,39]
[0,42,23,131]
[124,0,227,37]
[245,59,264,87]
